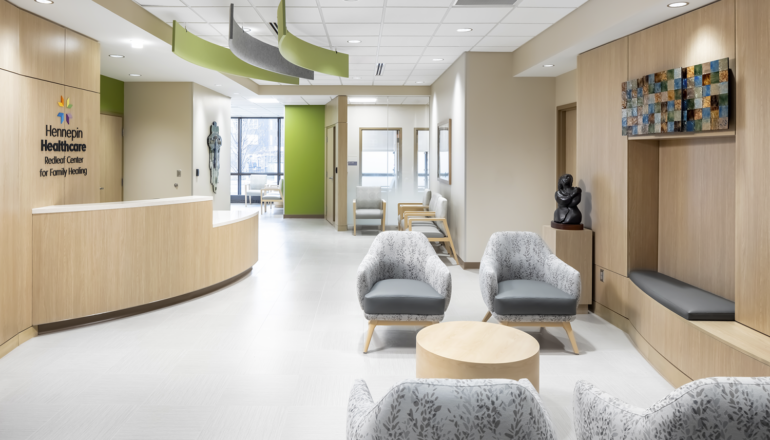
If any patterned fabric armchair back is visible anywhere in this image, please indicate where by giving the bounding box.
[356,186,382,209]
[574,377,770,440]
[348,378,558,440]
[481,231,551,283]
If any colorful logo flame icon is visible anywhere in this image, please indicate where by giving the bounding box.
[57,96,73,124]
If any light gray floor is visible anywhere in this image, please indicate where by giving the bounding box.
[0,209,674,440]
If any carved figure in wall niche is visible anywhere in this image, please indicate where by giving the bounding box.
[554,174,582,225]
[208,121,222,193]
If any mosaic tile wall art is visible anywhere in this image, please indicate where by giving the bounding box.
[622,58,729,136]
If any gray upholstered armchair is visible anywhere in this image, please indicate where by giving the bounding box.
[479,231,581,354]
[347,378,558,440]
[353,186,386,235]
[356,231,451,353]
[574,377,770,439]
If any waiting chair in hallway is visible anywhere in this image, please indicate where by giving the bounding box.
[403,193,458,262]
[347,378,557,440]
[356,232,451,353]
[353,186,386,235]
[261,177,284,213]
[397,190,431,231]
[574,377,770,440]
[244,174,267,207]
[479,231,581,354]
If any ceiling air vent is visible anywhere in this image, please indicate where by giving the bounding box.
[454,0,518,5]
[269,22,279,35]
[375,63,384,76]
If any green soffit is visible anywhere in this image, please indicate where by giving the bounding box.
[278,1,349,78]
[171,21,299,85]
[100,75,124,116]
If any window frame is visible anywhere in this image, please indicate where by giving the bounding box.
[358,127,402,188]
[230,117,284,200]
[414,127,429,191]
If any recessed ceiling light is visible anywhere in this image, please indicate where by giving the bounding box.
[34,0,53,4]
[354,76,361,79]
[215,84,222,87]
[456,28,472,33]
[667,2,689,7]
[432,58,444,61]
[109,54,124,58]
[129,73,141,77]
[233,93,239,95]
[131,40,143,49]
[249,98,279,104]
[243,27,251,32]
[349,97,377,103]
[543,64,555,67]
[415,81,424,84]
[348,40,361,44]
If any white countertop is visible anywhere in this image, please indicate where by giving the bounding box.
[212,210,259,228]
[32,196,214,215]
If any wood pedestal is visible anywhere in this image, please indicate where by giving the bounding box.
[543,225,594,309]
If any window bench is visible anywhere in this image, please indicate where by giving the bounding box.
[629,271,735,321]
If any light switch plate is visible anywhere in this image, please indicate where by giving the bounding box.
[177,170,181,177]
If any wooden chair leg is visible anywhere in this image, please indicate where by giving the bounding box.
[482,311,492,322]
[562,322,579,354]
[364,322,376,353]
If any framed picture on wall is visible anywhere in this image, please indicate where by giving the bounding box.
[438,119,452,184]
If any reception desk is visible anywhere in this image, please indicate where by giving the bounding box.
[31,196,258,330]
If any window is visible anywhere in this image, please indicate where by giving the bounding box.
[360,129,400,189]
[231,117,284,198]
[416,128,429,190]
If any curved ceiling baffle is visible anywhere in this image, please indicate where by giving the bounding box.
[277,0,349,78]
[228,5,314,80]
[171,21,299,85]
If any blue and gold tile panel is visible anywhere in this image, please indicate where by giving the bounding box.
[621,58,729,136]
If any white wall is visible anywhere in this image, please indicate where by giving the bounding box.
[124,83,192,201]
[430,54,467,260]
[347,104,430,227]
[556,69,577,107]
[192,83,231,211]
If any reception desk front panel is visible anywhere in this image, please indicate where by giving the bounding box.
[32,196,258,325]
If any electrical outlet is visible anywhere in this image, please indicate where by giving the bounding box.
[600,269,604,282]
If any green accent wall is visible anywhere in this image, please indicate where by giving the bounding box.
[100,75,124,115]
[284,105,325,216]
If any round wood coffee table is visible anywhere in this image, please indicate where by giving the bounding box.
[416,321,540,390]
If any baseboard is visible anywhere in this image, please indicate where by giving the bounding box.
[284,215,324,219]
[0,326,38,361]
[456,254,480,270]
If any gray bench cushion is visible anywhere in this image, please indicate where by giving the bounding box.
[363,279,445,315]
[629,271,735,321]
[410,224,445,239]
[262,194,282,201]
[494,280,577,316]
[356,209,383,219]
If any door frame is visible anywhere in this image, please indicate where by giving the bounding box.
[325,123,337,226]
[557,103,577,178]
[414,127,429,190]
[358,127,403,187]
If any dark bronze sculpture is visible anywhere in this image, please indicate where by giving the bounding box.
[554,174,582,225]
[208,121,222,193]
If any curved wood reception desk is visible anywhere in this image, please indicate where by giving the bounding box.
[31,196,258,329]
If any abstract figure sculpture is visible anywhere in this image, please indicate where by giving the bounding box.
[553,174,582,227]
[208,121,222,193]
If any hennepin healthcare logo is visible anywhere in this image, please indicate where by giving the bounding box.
[57,96,73,124]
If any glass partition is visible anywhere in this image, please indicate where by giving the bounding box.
[230,117,283,199]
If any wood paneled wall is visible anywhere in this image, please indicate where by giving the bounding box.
[658,138,736,300]
[32,202,258,325]
[0,0,101,346]
[736,0,770,336]
[627,140,659,272]
[576,37,629,276]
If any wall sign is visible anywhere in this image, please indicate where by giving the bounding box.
[208,121,222,193]
[39,96,87,178]
[622,58,729,136]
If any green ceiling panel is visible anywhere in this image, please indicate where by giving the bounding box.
[277,1,349,78]
[171,21,299,85]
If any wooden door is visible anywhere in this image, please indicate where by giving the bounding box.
[564,108,577,178]
[99,114,123,202]
[325,125,335,224]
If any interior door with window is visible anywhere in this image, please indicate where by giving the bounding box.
[360,128,401,225]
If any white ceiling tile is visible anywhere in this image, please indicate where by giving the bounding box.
[199,35,229,46]
[193,6,261,22]
[502,7,574,23]
[286,23,326,36]
[342,79,374,85]
[182,0,250,6]
[433,23,495,36]
[323,8,383,23]
[350,63,376,70]
[137,0,185,6]
[382,64,417,71]
[517,0,587,6]
[408,75,439,82]
[380,36,431,47]
[338,46,379,56]
[405,81,434,86]
[182,23,220,35]
[378,47,424,56]
[403,96,430,104]
[249,0,316,6]
[350,56,378,63]
[381,24,438,36]
[418,55,457,63]
[388,0,451,5]
[414,63,449,70]
[384,8,447,23]
[443,8,512,23]
[471,46,518,52]
[330,37,379,47]
[372,80,406,85]
[347,75,374,80]
[319,0,383,6]
[488,23,551,37]
[241,23,271,35]
[407,68,444,76]
[477,36,531,46]
[377,74,409,79]
[422,46,470,55]
[377,56,421,63]
[257,7,322,23]
[144,7,205,23]
[429,36,482,46]
[325,23,381,36]
[298,35,330,46]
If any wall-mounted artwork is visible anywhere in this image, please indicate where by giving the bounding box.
[622,58,729,136]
